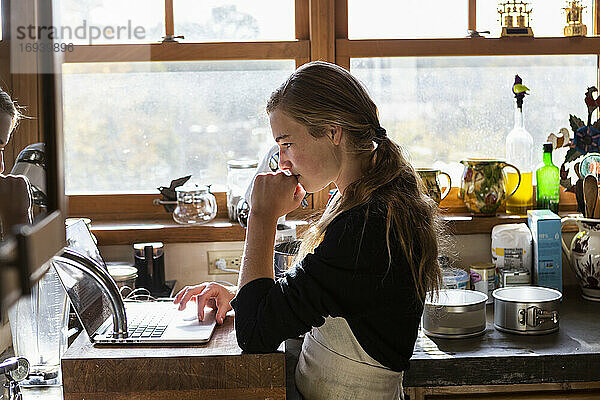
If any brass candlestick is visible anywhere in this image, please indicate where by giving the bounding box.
[498,1,534,37]
[563,0,587,37]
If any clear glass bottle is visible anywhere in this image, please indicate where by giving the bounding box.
[505,103,534,214]
[536,143,559,213]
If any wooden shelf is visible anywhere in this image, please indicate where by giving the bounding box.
[89,212,579,246]
[90,218,246,245]
[443,212,580,235]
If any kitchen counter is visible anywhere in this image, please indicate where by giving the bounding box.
[285,285,600,398]
[1,315,286,400]
[3,286,598,399]
[406,285,600,387]
[59,314,285,399]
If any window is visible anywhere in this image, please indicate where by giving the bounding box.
[58,0,596,219]
[477,0,594,37]
[352,55,597,185]
[58,0,165,44]
[63,60,295,193]
[59,1,305,198]
[348,0,468,39]
[174,0,295,42]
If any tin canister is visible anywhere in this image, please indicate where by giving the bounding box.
[442,268,469,290]
[470,262,496,304]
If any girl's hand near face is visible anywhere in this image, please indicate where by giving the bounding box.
[250,171,306,221]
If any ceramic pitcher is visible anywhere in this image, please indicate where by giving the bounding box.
[458,159,521,215]
[416,168,452,204]
[561,216,600,301]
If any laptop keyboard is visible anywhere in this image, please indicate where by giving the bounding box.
[127,307,175,338]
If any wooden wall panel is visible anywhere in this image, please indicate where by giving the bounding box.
[334,0,349,70]
[469,0,476,31]
[295,0,310,40]
[309,0,335,62]
[5,0,41,173]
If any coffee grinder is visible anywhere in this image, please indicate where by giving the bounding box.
[133,242,171,297]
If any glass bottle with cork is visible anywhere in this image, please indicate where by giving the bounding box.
[505,75,534,214]
[536,142,559,213]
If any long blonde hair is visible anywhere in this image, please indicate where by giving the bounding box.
[267,61,443,302]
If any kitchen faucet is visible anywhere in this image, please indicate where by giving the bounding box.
[53,247,128,339]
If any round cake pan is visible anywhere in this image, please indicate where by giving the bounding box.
[422,289,488,339]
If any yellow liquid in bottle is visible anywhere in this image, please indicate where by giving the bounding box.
[505,172,533,214]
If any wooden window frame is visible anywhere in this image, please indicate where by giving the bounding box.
[2,0,593,241]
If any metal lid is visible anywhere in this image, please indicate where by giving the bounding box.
[175,183,210,193]
[470,262,495,270]
[492,286,562,302]
[133,242,163,250]
[227,159,258,169]
[107,265,138,281]
[425,289,488,306]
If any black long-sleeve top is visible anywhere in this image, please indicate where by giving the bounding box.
[231,199,424,372]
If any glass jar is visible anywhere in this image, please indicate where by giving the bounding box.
[8,264,69,386]
[173,184,217,224]
[227,160,258,222]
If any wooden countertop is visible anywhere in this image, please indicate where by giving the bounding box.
[60,314,286,400]
[405,286,600,387]
[6,286,598,399]
[284,286,600,395]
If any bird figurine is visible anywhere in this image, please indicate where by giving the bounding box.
[585,86,598,116]
[547,127,571,149]
[157,175,192,212]
[512,75,530,95]
[512,75,529,109]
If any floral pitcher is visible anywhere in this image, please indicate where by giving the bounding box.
[416,168,452,204]
[459,159,521,215]
[561,216,600,301]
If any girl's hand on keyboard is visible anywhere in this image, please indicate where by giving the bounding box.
[173,282,237,325]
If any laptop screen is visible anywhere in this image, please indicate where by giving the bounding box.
[54,219,113,337]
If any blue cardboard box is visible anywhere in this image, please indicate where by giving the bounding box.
[526,210,562,292]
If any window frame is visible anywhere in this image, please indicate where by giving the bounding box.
[60,0,313,221]
[4,0,592,224]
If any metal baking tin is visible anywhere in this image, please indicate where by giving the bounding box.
[492,286,562,335]
[422,289,488,339]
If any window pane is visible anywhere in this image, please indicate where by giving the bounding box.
[351,56,597,185]
[57,0,164,45]
[477,0,593,37]
[62,60,295,193]
[348,0,468,39]
[174,0,295,42]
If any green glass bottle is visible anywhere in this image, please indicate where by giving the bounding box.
[535,143,559,213]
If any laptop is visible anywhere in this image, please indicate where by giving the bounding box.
[54,218,217,344]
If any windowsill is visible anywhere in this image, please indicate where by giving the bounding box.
[90,212,580,246]
[90,218,247,245]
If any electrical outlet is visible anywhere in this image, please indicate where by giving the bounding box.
[207,250,243,274]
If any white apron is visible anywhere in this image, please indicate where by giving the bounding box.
[295,317,404,399]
